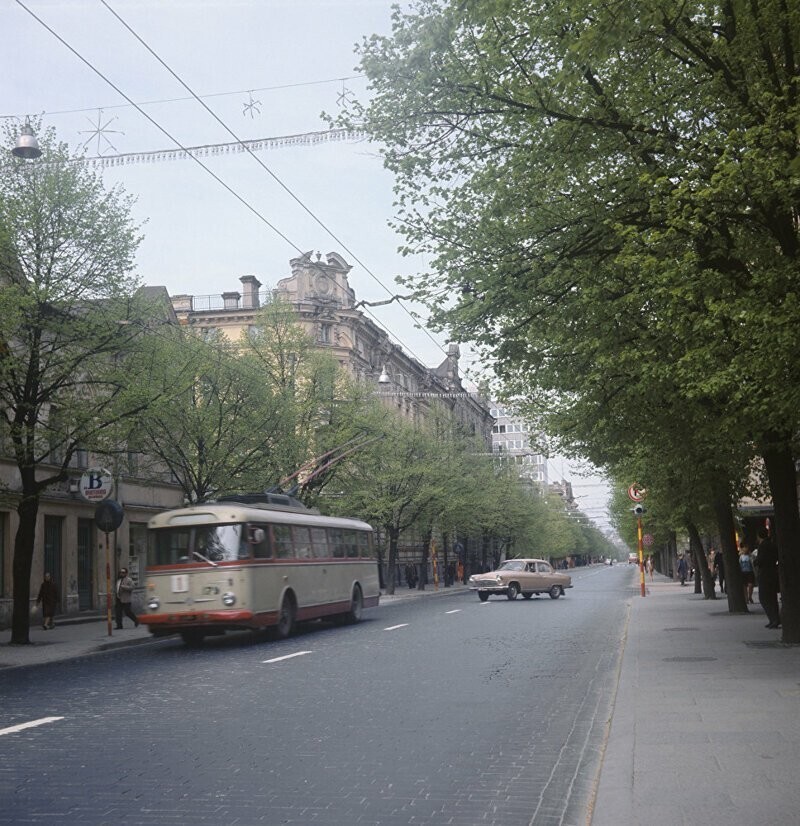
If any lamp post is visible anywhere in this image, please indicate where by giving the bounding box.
[2,116,42,159]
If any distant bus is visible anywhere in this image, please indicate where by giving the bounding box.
[140,494,380,644]
[628,552,639,565]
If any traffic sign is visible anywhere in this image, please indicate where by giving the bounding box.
[94,499,124,534]
[627,484,646,503]
[643,533,654,547]
[79,468,114,502]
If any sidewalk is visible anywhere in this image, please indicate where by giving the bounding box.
[591,573,800,826]
[0,582,468,670]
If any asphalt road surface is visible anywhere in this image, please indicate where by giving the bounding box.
[0,564,633,826]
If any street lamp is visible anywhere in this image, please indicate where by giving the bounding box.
[2,116,42,159]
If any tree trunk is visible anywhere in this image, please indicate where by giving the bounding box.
[710,481,748,614]
[418,528,432,590]
[687,521,716,598]
[384,526,399,595]
[760,439,800,644]
[10,491,40,645]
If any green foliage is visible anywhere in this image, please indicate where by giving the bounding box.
[0,123,158,642]
[346,0,800,561]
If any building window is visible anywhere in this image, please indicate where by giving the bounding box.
[318,324,331,344]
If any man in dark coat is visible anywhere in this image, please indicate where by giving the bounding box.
[756,527,781,629]
[36,572,59,630]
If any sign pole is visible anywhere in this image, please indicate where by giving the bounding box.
[106,533,112,637]
[637,515,646,597]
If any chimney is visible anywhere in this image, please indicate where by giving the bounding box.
[240,275,262,309]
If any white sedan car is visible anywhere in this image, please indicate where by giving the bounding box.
[468,558,572,601]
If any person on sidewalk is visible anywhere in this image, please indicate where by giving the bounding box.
[114,567,139,629]
[738,541,755,604]
[756,527,781,628]
[647,555,654,581]
[713,547,725,594]
[677,553,688,586]
[35,572,59,630]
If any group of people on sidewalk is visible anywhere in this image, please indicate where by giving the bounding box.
[675,527,782,629]
[34,567,139,631]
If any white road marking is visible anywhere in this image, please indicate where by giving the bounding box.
[383,623,409,631]
[0,717,64,737]
[262,651,312,664]
[445,609,461,614]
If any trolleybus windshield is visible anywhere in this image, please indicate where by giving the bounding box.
[151,524,249,565]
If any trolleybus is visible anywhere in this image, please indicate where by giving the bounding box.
[140,493,380,644]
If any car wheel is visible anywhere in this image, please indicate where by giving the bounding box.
[478,591,490,602]
[275,593,296,638]
[549,584,562,599]
[522,592,533,600]
[507,583,519,600]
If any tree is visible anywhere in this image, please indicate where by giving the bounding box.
[348,1,800,641]
[0,124,159,644]
[131,329,286,502]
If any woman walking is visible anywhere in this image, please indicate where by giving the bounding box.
[36,572,59,630]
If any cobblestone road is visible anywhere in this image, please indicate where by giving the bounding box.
[0,565,630,825]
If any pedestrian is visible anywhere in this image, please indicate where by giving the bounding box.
[676,553,688,586]
[755,527,781,629]
[647,556,654,581]
[35,572,59,630]
[115,567,139,629]
[713,547,725,594]
[738,541,755,605]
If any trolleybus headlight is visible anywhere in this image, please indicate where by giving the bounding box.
[222,592,236,607]
[147,596,160,610]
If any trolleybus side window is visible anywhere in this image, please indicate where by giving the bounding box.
[356,531,372,558]
[292,526,313,559]
[310,527,328,558]
[249,524,271,558]
[330,528,346,558]
[344,529,359,558]
[273,524,293,559]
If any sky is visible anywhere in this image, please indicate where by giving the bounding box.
[2,0,615,536]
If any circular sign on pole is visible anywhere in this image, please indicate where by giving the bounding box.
[94,499,124,534]
[79,467,115,502]
[627,484,647,503]
[643,533,654,547]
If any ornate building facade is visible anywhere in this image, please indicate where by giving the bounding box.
[171,251,493,443]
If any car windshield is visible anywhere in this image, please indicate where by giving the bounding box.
[497,560,525,572]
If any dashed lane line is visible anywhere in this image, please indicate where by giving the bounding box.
[0,717,64,737]
[263,651,313,664]
[383,623,409,631]
[445,609,461,614]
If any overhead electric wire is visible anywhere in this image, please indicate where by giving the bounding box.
[99,0,447,360]
[14,0,438,369]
